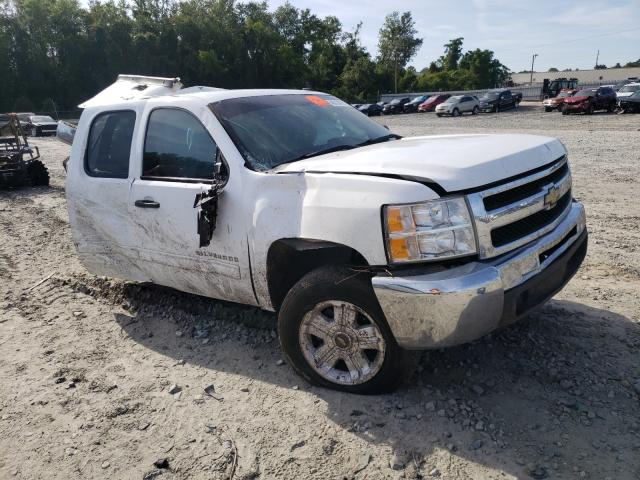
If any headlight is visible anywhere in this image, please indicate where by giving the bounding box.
[384,197,477,263]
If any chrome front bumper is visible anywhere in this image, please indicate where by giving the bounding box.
[372,202,587,349]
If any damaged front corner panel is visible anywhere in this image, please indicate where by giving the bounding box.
[193,185,223,248]
[193,151,230,247]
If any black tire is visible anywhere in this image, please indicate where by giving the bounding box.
[494,105,500,113]
[586,104,594,115]
[472,106,479,115]
[436,113,443,117]
[544,107,552,112]
[607,104,615,113]
[27,160,49,186]
[278,266,409,394]
[452,108,460,117]
[562,108,569,115]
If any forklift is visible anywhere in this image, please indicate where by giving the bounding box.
[542,78,579,99]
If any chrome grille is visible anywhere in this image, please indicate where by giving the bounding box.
[490,190,572,247]
[483,162,569,211]
[467,156,573,259]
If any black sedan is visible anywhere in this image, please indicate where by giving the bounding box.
[382,97,410,114]
[618,91,640,113]
[403,95,430,113]
[358,103,383,116]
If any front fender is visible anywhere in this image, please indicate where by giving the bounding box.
[246,170,438,309]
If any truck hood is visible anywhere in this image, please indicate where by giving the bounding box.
[274,134,566,192]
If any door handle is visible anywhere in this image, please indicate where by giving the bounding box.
[135,199,160,209]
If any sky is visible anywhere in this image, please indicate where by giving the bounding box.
[265,0,640,72]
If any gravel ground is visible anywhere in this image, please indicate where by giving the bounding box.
[1,105,639,479]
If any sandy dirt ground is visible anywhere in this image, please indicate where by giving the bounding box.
[1,105,639,480]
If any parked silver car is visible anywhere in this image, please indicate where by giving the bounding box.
[435,95,480,117]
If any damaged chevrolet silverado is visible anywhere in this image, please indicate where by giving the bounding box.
[62,75,587,394]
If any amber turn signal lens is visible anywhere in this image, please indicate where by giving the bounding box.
[389,237,410,261]
[387,207,405,233]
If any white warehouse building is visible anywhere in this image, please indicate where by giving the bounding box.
[511,67,640,86]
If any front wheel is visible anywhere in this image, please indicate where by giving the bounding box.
[472,106,479,115]
[436,113,443,117]
[278,266,409,394]
[452,108,460,117]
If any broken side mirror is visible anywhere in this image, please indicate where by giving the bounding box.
[193,149,229,248]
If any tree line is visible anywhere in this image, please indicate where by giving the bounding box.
[0,0,512,113]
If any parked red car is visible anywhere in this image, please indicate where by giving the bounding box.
[418,94,451,112]
[562,86,616,115]
[542,88,578,112]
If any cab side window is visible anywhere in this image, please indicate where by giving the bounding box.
[85,110,136,178]
[143,108,217,181]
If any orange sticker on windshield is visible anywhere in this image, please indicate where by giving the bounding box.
[305,95,329,107]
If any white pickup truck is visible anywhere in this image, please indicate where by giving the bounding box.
[63,75,587,393]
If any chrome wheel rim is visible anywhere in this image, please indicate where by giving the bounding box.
[299,300,386,386]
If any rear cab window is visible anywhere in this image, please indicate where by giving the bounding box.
[85,110,136,178]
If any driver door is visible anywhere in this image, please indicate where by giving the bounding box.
[128,104,256,305]
[500,91,512,109]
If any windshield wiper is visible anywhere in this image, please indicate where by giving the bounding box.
[288,144,359,162]
[355,133,402,147]
[286,134,402,163]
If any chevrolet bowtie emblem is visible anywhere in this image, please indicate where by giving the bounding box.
[544,185,561,209]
